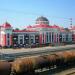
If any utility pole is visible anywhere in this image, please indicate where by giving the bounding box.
[69,18,73,43]
[70,18,72,27]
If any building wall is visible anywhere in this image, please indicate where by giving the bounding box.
[0,23,74,47]
[0,27,13,47]
[12,32,39,47]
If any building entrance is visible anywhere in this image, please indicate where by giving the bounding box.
[19,35,24,45]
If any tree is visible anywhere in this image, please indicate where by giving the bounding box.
[15,28,20,30]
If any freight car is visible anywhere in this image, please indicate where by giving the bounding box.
[1,51,75,75]
[0,60,11,75]
[11,57,36,75]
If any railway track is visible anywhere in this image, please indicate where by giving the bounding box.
[36,67,75,75]
[0,44,75,61]
[54,68,75,75]
[66,72,75,75]
[1,46,75,75]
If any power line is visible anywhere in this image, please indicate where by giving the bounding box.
[0,8,74,20]
[0,8,75,26]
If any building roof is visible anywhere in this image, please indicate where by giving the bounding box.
[32,24,52,28]
[2,22,11,28]
[27,25,32,28]
[27,24,60,29]
[13,30,38,32]
[52,25,60,29]
[36,16,49,22]
[35,16,49,25]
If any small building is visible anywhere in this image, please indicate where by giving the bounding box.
[69,26,75,43]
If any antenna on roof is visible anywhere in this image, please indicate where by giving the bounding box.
[5,16,8,23]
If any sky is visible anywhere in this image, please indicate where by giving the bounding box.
[0,0,75,29]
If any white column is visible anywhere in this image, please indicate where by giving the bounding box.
[42,33,43,44]
[49,32,51,43]
[33,35,35,43]
[29,34,31,46]
[48,32,50,43]
[62,34,63,42]
[56,33,58,43]
[18,35,20,44]
[18,35,24,44]
[51,32,52,43]
[23,35,24,44]
[44,32,46,44]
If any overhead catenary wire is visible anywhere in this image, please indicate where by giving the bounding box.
[0,8,75,27]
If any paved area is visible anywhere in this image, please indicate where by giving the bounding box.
[0,44,75,61]
[0,44,75,54]
[55,68,75,75]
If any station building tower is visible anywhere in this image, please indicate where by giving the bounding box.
[0,22,13,47]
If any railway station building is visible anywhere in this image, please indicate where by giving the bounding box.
[0,16,74,48]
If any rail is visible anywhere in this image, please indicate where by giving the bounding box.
[0,44,75,61]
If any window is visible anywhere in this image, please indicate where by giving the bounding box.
[52,32,54,42]
[7,33,10,38]
[66,34,68,41]
[20,39,23,44]
[19,35,24,44]
[7,40,10,46]
[35,36,39,43]
[49,33,51,42]
[7,33,10,46]
[19,36,23,39]
[42,33,44,43]
[46,32,48,43]
[31,39,34,43]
